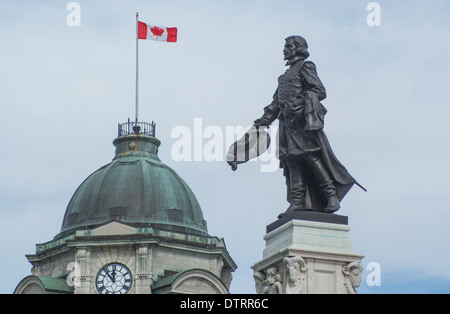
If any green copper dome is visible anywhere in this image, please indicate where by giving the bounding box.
[57,123,208,238]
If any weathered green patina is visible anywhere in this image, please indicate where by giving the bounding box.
[36,276,74,293]
[14,276,74,294]
[58,133,208,238]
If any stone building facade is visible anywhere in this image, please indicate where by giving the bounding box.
[14,121,237,294]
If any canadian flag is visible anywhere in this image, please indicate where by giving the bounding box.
[138,21,177,42]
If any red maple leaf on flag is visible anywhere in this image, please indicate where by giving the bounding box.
[150,26,165,37]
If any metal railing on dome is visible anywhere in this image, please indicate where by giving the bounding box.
[118,119,156,137]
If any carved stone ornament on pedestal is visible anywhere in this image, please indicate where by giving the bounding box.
[283,256,308,294]
[342,262,363,294]
[262,267,283,294]
[253,256,309,295]
[253,258,364,295]
[253,271,265,294]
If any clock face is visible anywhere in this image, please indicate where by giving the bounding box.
[96,263,132,294]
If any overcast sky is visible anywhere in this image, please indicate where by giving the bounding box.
[1,0,450,294]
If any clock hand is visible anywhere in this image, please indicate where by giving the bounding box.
[103,268,114,282]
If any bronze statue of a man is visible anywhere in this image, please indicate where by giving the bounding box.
[253,36,358,218]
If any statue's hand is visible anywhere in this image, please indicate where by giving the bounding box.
[254,119,270,128]
[253,118,264,127]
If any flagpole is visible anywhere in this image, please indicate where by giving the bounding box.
[135,12,139,125]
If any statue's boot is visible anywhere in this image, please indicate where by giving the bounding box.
[278,161,306,219]
[310,158,340,213]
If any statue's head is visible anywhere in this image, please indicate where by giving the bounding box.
[284,35,310,61]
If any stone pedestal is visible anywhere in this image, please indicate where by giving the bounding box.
[252,212,364,294]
